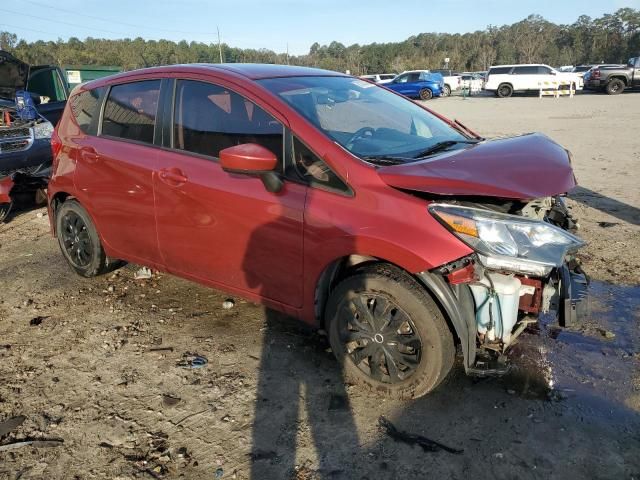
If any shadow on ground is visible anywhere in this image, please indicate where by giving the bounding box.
[571,186,640,226]
[246,281,640,479]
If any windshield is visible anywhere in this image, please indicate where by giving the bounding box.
[258,76,468,162]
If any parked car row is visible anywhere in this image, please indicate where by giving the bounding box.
[362,56,640,100]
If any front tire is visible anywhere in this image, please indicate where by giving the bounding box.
[56,200,114,277]
[605,78,625,95]
[442,84,451,97]
[496,83,513,98]
[325,263,455,399]
[419,88,433,100]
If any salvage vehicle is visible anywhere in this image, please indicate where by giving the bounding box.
[1,51,56,221]
[484,64,584,98]
[384,70,443,99]
[583,57,640,94]
[1,50,70,125]
[48,64,588,399]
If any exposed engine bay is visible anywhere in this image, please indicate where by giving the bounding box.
[433,195,589,374]
[0,100,52,222]
[1,104,42,169]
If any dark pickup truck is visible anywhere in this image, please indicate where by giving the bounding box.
[584,56,640,94]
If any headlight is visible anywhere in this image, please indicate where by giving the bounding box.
[429,203,584,276]
[33,121,54,140]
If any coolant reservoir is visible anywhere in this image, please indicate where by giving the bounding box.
[470,272,521,345]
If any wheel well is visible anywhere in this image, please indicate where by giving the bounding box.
[315,255,377,327]
[49,192,74,232]
[498,82,513,89]
[609,76,628,85]
[314,257,461,347]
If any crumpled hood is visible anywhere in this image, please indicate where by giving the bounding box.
[0,50,29,100]
[377,133,577,200]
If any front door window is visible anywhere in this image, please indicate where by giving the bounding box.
[172,79,283,162]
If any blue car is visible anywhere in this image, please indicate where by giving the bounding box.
[384,70,444,100]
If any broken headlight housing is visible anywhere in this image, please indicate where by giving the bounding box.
[33,121,54,140]
[429,203,585,276]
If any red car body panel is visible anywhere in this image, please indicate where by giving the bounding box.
[48,64,574,326]
[377,133,576,200]
[0,176,14,204]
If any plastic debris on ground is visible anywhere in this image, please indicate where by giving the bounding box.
[176,352,208,369]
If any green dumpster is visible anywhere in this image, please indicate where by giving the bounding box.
[63,66,122,89]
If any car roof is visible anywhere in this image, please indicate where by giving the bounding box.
[489,64,546,68]
[81,63,347,90]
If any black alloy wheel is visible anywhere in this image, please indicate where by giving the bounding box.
[60,210,93,268]
[55,199,122,277]
[326,263,455,399]
[338,293,422,384]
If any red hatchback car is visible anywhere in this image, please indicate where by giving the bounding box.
[48,64,588,399]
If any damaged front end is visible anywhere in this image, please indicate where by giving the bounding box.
[0,98,53,222]
[422,195,588,376]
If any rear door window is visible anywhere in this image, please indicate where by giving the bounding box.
[488,67,512,75]
[395,73,420,83]
[101,80,161,144]
[172,79,283,161]
[513,66,539,75]
[69,87,105,135]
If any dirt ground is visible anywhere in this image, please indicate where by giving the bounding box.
[1,91,639,480]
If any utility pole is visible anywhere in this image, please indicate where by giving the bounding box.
[286,43,290,65]
[217,26,224,63]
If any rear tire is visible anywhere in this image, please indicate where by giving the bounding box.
[442,84,451,97]
[325,263,455,399]
[55,200,118,277]
[497,83,513,98]
[419,88,433,100]
[605,78,625,95]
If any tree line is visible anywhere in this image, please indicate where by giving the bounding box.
[1,8,639,75]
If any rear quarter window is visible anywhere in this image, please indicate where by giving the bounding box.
[68,87,105,135]
[101,80,161,144]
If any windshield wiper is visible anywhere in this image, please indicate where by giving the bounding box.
[413,139,480,159]
[362,155,411,165]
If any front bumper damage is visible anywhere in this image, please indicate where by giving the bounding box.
[417,255,590,377]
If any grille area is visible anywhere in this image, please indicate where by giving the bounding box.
[0,127,33,154]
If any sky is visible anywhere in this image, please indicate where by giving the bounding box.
[1,0,639,55]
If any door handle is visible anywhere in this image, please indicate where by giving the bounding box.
[81,146,99,163]
[158,168,188,186]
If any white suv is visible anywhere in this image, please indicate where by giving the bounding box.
[484,64,584,97]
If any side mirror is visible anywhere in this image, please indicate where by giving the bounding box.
[219,143,283,193]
